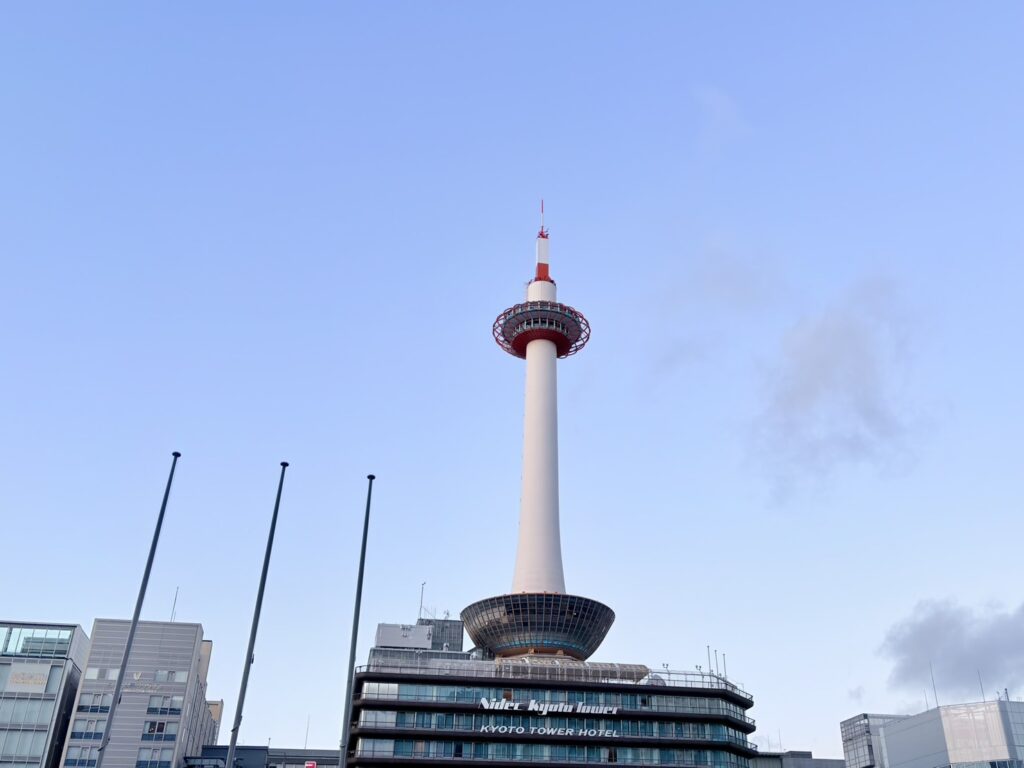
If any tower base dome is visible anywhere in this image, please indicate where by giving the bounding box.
[461,593,614,661]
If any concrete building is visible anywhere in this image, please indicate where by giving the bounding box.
[0,622,90,768]
[344,224,758,768]
[841,714,910,768]
[185,745,339,768]
[60,621,221,768]
[754,751,844,768]
[842,701,1024,768]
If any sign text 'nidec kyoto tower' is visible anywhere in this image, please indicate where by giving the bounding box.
[462,213,615,660]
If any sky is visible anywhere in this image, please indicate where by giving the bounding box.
[2,1,1023,758]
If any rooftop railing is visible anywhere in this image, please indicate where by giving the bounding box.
[356,659,752,703]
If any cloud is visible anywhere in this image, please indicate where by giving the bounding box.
[881,600,1024,700]
[694,86,746,152]
[750,278,914,495]
[650,247,781,377]
[848,685,865,702]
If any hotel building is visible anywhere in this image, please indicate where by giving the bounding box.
[60,620,220,768]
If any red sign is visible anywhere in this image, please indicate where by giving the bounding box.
[304,762,316,768]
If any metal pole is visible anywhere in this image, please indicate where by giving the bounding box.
[95,452,181,768]
[339,474,376,767]
[224,462,289,768]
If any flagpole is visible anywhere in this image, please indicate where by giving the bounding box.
[339,474,376,768]
[224,462,289,768]
[95,452,181,768]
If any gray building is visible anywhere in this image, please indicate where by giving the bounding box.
[842,701,1024,768]
[1,622,90,768]
[60,621,221,768]
[366,619,476,668]
[754,751,845,768]
[415,619,463,652]
[185,745,339,768]
[842,714,910,768]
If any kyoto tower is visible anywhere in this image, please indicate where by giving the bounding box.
[462,212,615,660]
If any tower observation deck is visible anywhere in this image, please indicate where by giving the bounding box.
[462,220,614,661]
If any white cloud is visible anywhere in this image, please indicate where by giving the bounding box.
[750,278,914,496]
[882,599,1024,700]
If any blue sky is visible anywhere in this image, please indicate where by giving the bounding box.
[2,2,1023,757]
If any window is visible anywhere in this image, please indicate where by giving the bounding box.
[47,663,63,694]
[142,722,178,741]
[136,747,174,768]
[66,746,99,766]
[0,729,44,757]
[78,693,113,713]
[146,696,183,715]
[154,671,188,683]
[71,719,106,740]
[84,668,118,682]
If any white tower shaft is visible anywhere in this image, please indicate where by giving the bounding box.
[511,239,566,594]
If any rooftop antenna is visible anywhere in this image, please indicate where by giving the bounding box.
[723,652,728,678]
[170,586,179,622]
[707,645,712,676]
[714,649,720,676]
[978,670,986,702]
[930,661,940,707]
[304,714,310,749]
[419,582,426,620]
[539,199,548,238]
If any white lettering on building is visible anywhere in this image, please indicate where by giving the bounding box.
[479,698,619,716]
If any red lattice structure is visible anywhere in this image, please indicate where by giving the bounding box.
[493,301,591,359]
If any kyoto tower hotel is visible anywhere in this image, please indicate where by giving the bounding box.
[346,219,757,768]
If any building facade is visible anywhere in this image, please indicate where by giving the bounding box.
[60,620,221,768]
[0,622,90,768]
[882,701,1023,768]
[753,751,843,768]
[841,715,909,768]
[351,654,756,768]
[842,701,1024,768]
[186,745,340,768]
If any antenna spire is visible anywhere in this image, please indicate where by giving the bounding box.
[538,199,548,239]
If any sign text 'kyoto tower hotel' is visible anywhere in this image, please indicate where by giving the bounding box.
[348,219,757,768]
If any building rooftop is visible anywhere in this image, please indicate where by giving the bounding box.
[358,654,753,704]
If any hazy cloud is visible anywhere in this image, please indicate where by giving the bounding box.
[848,685,865,702]
[651,248,780,377]
[695,86,746,152]
[750,278,914,494]
[882,599,1024,700]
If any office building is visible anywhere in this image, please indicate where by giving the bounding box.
[842,700,1024,768]
[346,223,758,768]
[60,620,221,768]
[0,622,89,768]
[841,715,909,768]
[186,746,339,768]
